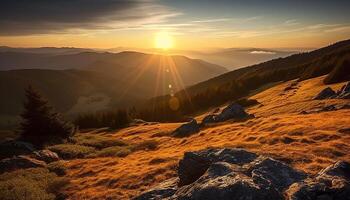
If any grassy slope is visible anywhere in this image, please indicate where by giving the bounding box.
[61,76,350,199]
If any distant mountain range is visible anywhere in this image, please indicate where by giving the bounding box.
[0,46,307,70]
[0,50,227,128]
[106,47,306,70]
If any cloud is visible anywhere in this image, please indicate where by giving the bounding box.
[250,50,276,55]
[325,25,350,33]
[192,18,232,23]
[307,24,340,30]
[0,0,180,35]
[284,19,299,26]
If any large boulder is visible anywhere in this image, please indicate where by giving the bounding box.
[178,148,258,186]
[216,103,249,122]
[172,119,200,137]
[32,149,59,163]
[246,157,307,192]
[0,155,46,173]
[286,161,350,200]
[0,140,35,159]
[175,162,283,200]
[135,148,318,200]
[313,87,336,100]
[134,148,350,200]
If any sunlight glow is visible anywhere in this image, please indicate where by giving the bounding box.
[155,32,174,49]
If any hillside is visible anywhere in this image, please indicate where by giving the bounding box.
[57,76,350,199]
[187,39,350,95]
[139,39,350,122]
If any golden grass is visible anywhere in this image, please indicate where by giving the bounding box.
[60,76,350,199]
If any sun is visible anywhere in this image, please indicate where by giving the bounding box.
[155,32,174,50]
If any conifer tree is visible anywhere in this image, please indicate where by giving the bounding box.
[20,85,74,147]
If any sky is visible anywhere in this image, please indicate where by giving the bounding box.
[0,0,350,50]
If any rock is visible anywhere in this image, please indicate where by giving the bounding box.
[133,178,178,200]
[32,149,59,163]
[320,105,337,112]
[172,119,200,137]
[246,157,307,192]
[135,149,350,200]
[175,162,283,200]
[300,111,308,115]
[286,161,350,200]
[0,155,46,173]
[178,148,258,186]
[313,87,336,100]
[216,103,249,122]
[201,114,218,125]
[0,140,35,159]
[317,161,350,179]
[202,104,252,125]
[178,151,212,186]
[212,108,220,114]
[133,119,147,124]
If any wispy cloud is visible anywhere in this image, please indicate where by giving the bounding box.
[192,18,232,23]
[307,24,340,30]
[325,26,350,32]
[250,50,276,55]
[284,19,299,26]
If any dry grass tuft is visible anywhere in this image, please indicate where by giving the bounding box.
[48,144,96,159]
[0,168,69,200]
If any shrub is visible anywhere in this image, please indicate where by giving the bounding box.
[19,86,74,148]
[132,140,159,151]
[88,140,159,158]
[0,168,68,200]
[47,161,67,176]
[70,134,127,149]
[48,144,95,159]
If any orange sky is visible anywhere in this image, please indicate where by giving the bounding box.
[1,0,349,50]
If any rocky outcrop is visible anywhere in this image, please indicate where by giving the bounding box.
[134,178,179,200]
[0,140,35,159]
[201,103,251,125]
[286,161,350,200]
[0,155,46,173]
[134,148,350,200]
[314,82,350,100]
[246,157,306,192]
[202,114,218,124]
[32,149,59,163]
[313,87,336,100]
[175,161,283,200]
[172,119,200,137]
[216,103,249,122]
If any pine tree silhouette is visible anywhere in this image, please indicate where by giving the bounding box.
[20,85,74,147]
